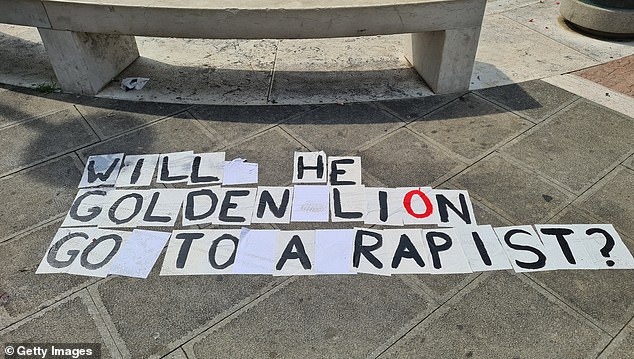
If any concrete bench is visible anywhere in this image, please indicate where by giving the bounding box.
[1,0,486,95]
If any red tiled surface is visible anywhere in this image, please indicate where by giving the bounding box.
[575,55,634,97]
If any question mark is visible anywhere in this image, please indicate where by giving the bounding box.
[586,228,615,267]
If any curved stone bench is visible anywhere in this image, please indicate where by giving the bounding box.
[1,0,486,95]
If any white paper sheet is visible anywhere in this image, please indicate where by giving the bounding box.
[108,230,171,278]
[571,224,634,269]
[400,187,442,225]
[364,187,404,226]
[100,190,184,228]
[293,151,328,183]
[233,228,278,274]
[181,187,223,226]
[330,185,366,222]
[290,185,330,222]
[432,189,477,227]
[115,154,159,187]
[217,188,257,225]
[494,225,550,273]
[79,153,124,188]
[314,229,356,274]
[384,229,430,274]
[454,225,512,272]
[61,188,113,227]
[188,152,225,186]
[160,230,241,275]
[422,228,473,274]
[223,158,258,185]
[328,156,362,186]
[273,230,316,276]
[351,228,391,276]
[156,151,194,184]
[252,187,293,223]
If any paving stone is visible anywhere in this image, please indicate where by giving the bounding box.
[0,28,56,90]
[0,220,93,320]
[360,128,463,187]
[190,104,312,147]
[624,155,634,170]
[412,274,479,302]
[0,155,81,242]
[379,93,462,122]
[601,321,634,359]
[0,108,97,175]
[281,102,403,154]
[576,55,634,97]
[502,100,634,192]
[96,265,276,358]
[471,200,512,227]
[530,266,634,336]
[475,80,578,122]
[578,167,634,239]
[0,296,114,359]
[0,87,78,129]
[451,154,572,224]
[162,348,188,359]
[225,127,304,186]
[78,113,222,160]
[409,93,531,160]
[549,205,600,225]
[382,272,607,358]
[189,275,431,359]
[76,98,188,139]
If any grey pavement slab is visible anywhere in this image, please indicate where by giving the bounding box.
[471,199,513,227]
[378,93,463,123]
[94,264,279,358]
[411,273,480,303]
[281,102,403,154]
[475,80,578,123]
[529,267,634,336]
[381,272,609,359]
[451,154,573,224]
[0,87,79,129]
[577,167,634,240]
[0,108,98,176]
[224,127,305,186]
[162,348,188,359]
[0,219,94,322]
[187,275,432,359]
[0,155,81,243]
[190,104,312,148]
[601,319,634,359]
[624,155,634,170]
[360,128,464,187]
[76,98,188,139]
[501,100,634,193]
[408,93,532,161]
[77,112,222,160]
[0,295,115,359]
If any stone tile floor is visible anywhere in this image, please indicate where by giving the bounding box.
[0,73,633,358]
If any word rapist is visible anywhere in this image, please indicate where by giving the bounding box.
[37,151,634,278]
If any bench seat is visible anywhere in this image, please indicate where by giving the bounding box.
[2,0,487,95]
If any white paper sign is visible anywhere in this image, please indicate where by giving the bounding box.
[454,225,512,272]
[423,228,473,274]
[252,187,293,224]
[293,151,327,183]
[181,187,223,226]
[384,229,430,274]
[217,188,257,225]
[233,228,278,274]
[79,153,124,188]
[273,230,315,276]
[108,229,171,278]
[364,188,404,226]
[315,229,356,274]
[291,185,330,222]
[330,185,366,222]
[61,188,113,227]
[328,156,362,185]
[494,225,550,272]
[351,228,392,276]
[188,152,225,186]
[157,151,194,184]
[432,189,477,227]
[223,158,258,185]
[115,154,159,187]
[401,187,442,225]
[160,230,241,275]
[100,190,184,228]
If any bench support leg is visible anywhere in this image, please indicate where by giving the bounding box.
[406,27,481,94]
[38,28,139,95]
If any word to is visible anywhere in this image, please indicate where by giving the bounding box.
[36,151,634,278]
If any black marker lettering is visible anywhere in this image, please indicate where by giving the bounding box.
[219,190,250,223]
[504,229,546,270]
[108,193,143,225]
[185,189,219,221]
[539,228,576,265]
[208,233,239,269]
[332,188,363,219]
[330,158,356,185]
[160,156,188,182]
[471,231,492,266]
[297,155,325,180]
[175,232,204,269]
[80,234,122,270]
[436,193,472,225]
[87,158,120,183]
[47,232,88,268]
[69,190,106,222]
[426,231,453,269]
[256,189,290,219]
[130,158,145,185]
[143,191,171,223]
[392,234,425,269]
[378,190,389,222]
[352,229,383,269]
[190,156,220,184]
[275,235,312,270]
